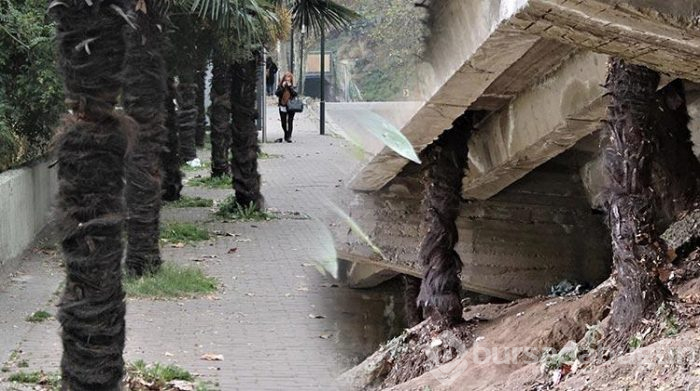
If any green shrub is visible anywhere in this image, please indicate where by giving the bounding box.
[0,0,63,172]
[216,196,275,221]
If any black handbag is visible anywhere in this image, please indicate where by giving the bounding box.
[286,98,304,113]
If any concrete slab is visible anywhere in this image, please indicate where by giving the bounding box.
[464,51,609,200]
[350,0,700,195]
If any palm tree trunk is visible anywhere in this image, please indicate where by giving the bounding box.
[123,0,166,277]
[653,80,700,227]
[210,49,231,177]
[177,80,198,162]
[195,61,207,147]
[49,0,128,388]
[403,275,423,327]
[230,54,264,209]
[161,76,184,201]
[417,112,472,326]
[604,58,668,346]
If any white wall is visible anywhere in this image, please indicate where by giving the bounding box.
[0,160,58,271]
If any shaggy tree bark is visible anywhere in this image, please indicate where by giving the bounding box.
[123,0,166,276]
[195,62,207,147]
[230,54,264,209]
[161,76,184,201]
[652,80,700,228]
[177,81,198,162]
[417,112,472,325]
[604,58,669,345]
[49,0,128,388]
[210,50,231,177]
[403,275,423,327]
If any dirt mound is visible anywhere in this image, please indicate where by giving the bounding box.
[339,319,476,390]
[343,280,614,390]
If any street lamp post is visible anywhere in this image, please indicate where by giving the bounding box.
[320,1,326,135]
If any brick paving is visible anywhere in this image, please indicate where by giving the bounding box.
[0,105,405,390]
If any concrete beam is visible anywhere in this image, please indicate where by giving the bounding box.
[464,52,609,200]
[345,262,399,289]
[349,0,700,194]
[349,0,555,192]
[511,0,700,82]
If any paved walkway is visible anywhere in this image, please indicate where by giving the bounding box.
[0,105,405,390]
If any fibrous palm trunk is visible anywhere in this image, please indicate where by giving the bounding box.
[230,54,264,209]
[604,58,668,346]
[195,62,207,147]
[177,81,198,162]
[417,112,472,326]
[161,76,184,201]
[652,80,700,227]
[123,0,166,276]
[49,0,128,388]
[210,50,231,177]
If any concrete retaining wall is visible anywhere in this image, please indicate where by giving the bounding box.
[0,160,58,271]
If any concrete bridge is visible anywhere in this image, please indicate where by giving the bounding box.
[327,0,700,299]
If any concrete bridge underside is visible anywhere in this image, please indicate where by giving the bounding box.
[331,0,700,298]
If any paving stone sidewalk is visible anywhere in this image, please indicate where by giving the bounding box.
[0,105,405,390]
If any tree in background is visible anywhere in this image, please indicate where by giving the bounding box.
[322,0,425,101]
[209,46,232,177]
[123,0,168,277]
[169,14,200,163]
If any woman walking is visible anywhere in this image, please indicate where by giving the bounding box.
[275,72,298,143]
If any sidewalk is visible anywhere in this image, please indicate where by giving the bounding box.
[0,105,404,390]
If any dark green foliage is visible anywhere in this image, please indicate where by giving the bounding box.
[216,195,275,221]
[160,222,210,242]
[166,195,214,208]
[26,310,52,323]
[0,0,63,171]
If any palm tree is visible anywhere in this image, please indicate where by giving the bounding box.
[289,0,359,134]
[161,74,185,201]
[123,0,168,277]
[603,58,667,348]
[194,25,213,147]
[417,111,472,326]
[170,13,199,162]
[230,52,265,208]
[188,0,285,209]
[210,46,232,177]
[48,0,129,388]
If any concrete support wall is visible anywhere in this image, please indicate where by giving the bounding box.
[334,148,611,299]
[0,161,58,271]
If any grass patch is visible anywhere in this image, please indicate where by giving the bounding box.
[126,360,218,390]
[26,310,52,323]
[187,175,231,189]
[7,371,60,389]
[127,360,193,382]
[258,151,280,160]
[124,263,217,299]
[160,223,209,243]
[216,196,275,221]
[165,196,214,208]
